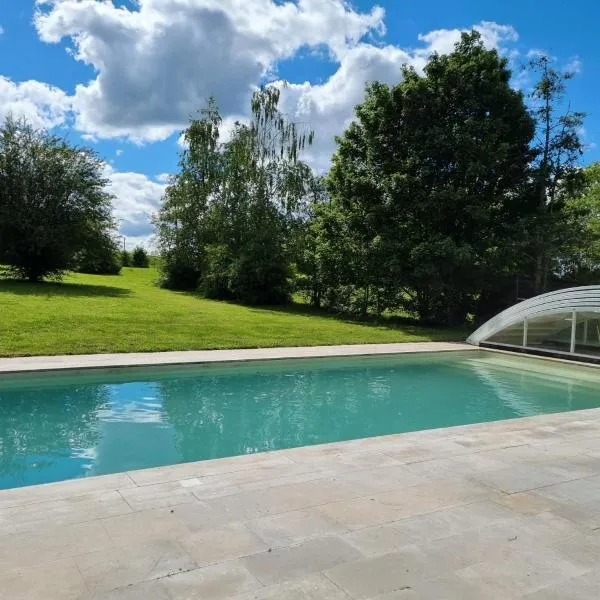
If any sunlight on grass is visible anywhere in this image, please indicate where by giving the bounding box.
[0,268,466,356]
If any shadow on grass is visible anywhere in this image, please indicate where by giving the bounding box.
[0,279,132,298]
[250,303,467,335]
[171,289,469,338]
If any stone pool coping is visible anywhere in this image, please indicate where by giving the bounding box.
[2,408,600,598]
[0,341,474,374]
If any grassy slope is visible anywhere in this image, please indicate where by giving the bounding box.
[0,268,467,357]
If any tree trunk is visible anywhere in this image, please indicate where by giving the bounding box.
[533,251,544,295]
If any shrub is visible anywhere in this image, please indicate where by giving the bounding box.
[75,233,122,275]
[158,251,201,290]
[131,246,150,268]
[121,250,131,267]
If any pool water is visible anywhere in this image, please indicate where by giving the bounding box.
[1,350,600,489]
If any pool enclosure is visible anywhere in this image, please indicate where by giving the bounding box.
[467,286,600,361]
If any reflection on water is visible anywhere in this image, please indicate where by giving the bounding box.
[1,352,599,489]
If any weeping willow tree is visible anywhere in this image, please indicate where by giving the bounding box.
[155,87,315,304]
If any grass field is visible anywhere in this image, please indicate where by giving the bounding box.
[0,268,467,357]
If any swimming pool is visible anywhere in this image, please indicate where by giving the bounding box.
[1,350,600,489]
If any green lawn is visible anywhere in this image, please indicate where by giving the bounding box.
[0,268,467,357]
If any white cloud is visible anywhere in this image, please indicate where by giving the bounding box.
[105,165,167,244]
[34,0,385,142]
[115,149,124,156]
[565,56,582,74]
[0,76,71,129]
[417,21,517,60]
[276,20,520,171]
[24,7,521,240]
[0,24,4,36]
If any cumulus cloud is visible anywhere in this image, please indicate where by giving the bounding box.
[105,166,167,244]
[275,20,520,171]
[34,0,385,142]
[25,2,521,239]
[0,76,71,129]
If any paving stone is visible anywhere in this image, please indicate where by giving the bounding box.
[457,547,590,597]
[0,558,87,599]
[159,561,262,600]
[316,496,403,530]
[1,489,132,533]
[286,449,402,472]
[470,464,589,494]
[190,463,331,501]
[0,472,136,510]
[318,477,494,531]
[381,440,467,464]
[178,521,268,567]
[203,477,359,521]
[551,499,600,529]
[101,507,191,545]
[491,490,562,515]
[343,500,516,556]
[419,510,582,572]
[366,575,509,599]
[165,499,237,532]
[247,507,349,548]
[445,451,509,473]
[128,453,295,486]
[334,464,427,495]
[231,573,350,600]
[75,538,197,592]
[0,519,113,570]
[534,473,600,505]
[118,480,199,511]
[324,548,433,599]
[244,536,362,585]
[88,580,170,600]
[523,569,600,599]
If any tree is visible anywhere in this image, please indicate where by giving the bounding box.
[155,100,222,290]
[0,117,115,281]
[155,88,315,304]
[557,162,600,284]
[121,250,131,267]
[76,231,122,275]
[131,246,150,268]
[323,32,535,324]
[522,55,586,293]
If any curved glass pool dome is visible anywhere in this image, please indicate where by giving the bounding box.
[467,286,600,361]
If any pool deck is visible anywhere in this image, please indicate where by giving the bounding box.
[0,341,471,373]
[1,343,600,599]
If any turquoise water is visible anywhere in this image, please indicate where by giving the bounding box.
[1,350,600,489]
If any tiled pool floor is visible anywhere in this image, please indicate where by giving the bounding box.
[2,407,600,599]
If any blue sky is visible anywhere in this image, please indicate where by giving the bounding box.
[0,0,597,246]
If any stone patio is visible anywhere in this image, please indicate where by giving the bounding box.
[2,407,600,599]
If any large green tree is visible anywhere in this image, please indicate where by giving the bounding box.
[0,117,115,281]
[322,32,535,324]
[156,88,316,304]
[522,55,586,293]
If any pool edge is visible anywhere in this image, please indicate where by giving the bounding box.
[0,342,474,375]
